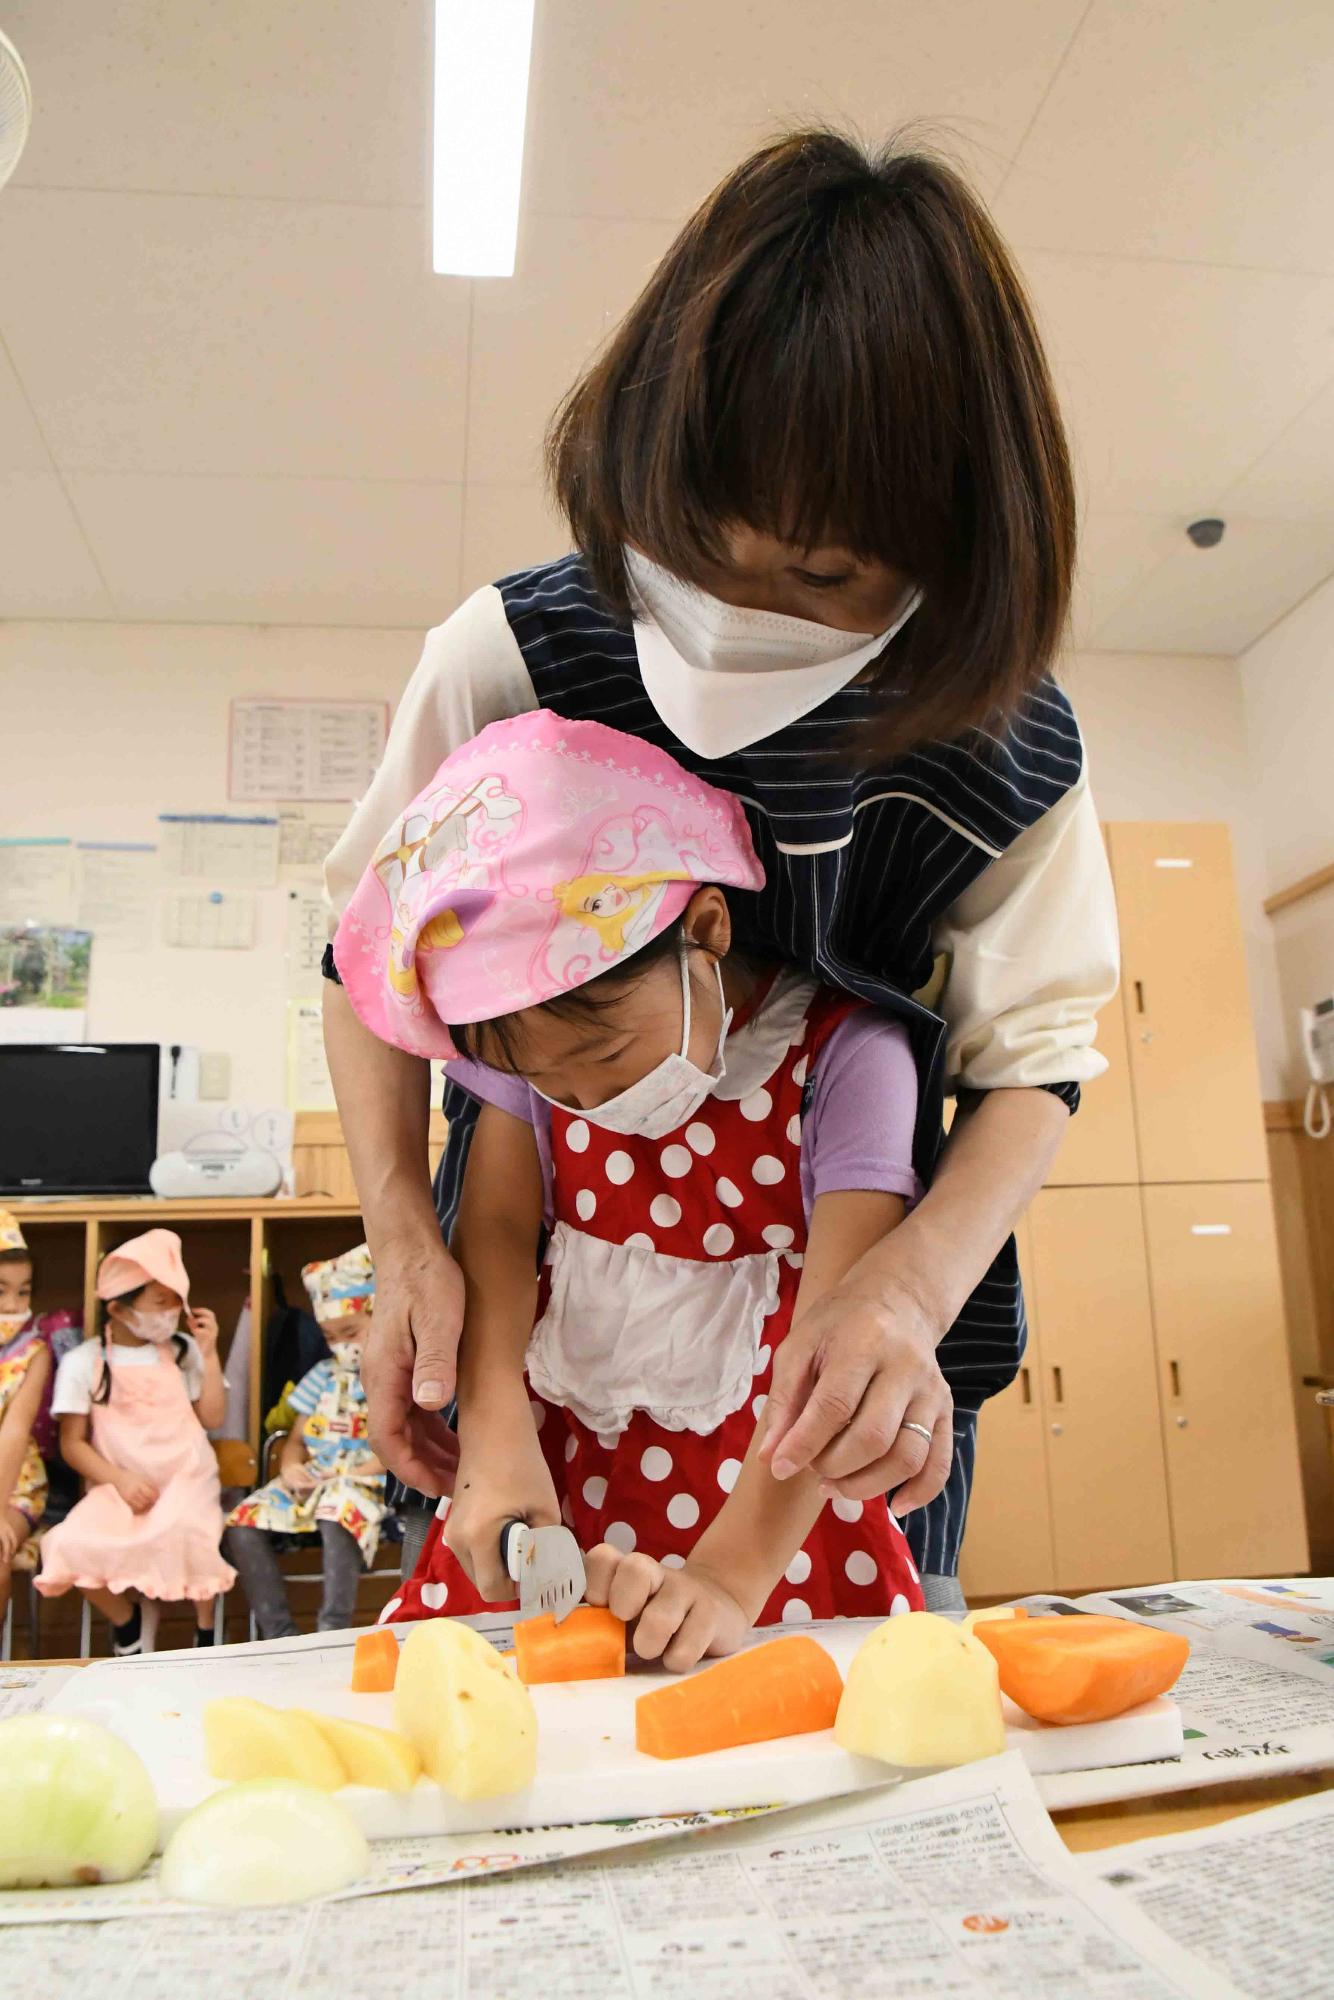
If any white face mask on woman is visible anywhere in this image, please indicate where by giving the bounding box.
[533,953,731,1141]
[625,547,923,758]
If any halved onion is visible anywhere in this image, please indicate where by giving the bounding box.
[0,1713,158,1887]
[160,1779,370,1905]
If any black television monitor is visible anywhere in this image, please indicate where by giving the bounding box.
[0,1043,160,1196]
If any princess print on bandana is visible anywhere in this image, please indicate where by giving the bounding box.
[337,713,926,1669]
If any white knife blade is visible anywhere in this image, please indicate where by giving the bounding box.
[500,1520,586,1624]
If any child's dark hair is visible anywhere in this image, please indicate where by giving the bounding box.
[92,1283,189,1405]
[450,916,700,1074]
[0,1247,32,1275]
[547,129,1075,757]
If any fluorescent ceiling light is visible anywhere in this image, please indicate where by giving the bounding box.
[433,0,535,277]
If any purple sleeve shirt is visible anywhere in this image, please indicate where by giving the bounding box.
[444,1004,920,1228]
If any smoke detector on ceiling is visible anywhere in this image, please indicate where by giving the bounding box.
[0,29,32,193]
[1186,518,1226,549]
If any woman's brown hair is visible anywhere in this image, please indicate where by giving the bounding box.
[547,130,1076,756]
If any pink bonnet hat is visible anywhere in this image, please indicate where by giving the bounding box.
[97,1228,191,1304]
[334,712,764,1059]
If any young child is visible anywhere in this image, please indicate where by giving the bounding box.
[225,1246,387,1637]
[0,1212,52,1623]
[36,1229,234,1654]
[336,713,926,1670]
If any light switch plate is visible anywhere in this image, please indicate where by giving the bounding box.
[198,1051,231,1101]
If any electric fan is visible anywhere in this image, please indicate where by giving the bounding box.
[0,28,32,192]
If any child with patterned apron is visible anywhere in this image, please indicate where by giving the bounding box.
[0,1211,52,1625]
[225,1247,388,1637]
[37,1229,234,1654]
[336,714,926,1668]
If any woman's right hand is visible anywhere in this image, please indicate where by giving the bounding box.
[360,1229,466,1497]
[444,1405,559,1604]
[114,1471,159,1513]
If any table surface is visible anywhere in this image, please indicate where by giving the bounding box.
[24,1661,1334,1856]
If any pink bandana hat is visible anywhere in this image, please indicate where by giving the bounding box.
[97,1228,191,1305]
[334,711,764,1059]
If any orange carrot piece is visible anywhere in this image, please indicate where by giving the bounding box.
[971,1615,1188,1724]
[351,1627,401,1694]
[513,1606,626,1685]
[635,1636,843,1760]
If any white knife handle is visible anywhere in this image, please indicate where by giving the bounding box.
[501,1519,528,1585]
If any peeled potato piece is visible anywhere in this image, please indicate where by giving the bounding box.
[394,1618,537,1801]
[203,1697,344,1792]
[836,1611,1006,1769]
[294,1710,421,1793]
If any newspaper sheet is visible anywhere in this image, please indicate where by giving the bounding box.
[0,1755,1233,1998]
[1017,1579,1334,1809]
[1090,1783,1334,1999]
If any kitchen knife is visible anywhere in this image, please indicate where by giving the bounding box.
[500,1519,586,1624]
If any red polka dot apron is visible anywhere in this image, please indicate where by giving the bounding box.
[386,986,924,1628]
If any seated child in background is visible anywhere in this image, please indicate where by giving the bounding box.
[0,1210,84,1525]
[335,714,926,1668]
[0,1211,52,1621]
[37,1228,234,1655]
[225,1246,387,1638]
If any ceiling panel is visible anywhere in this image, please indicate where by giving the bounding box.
[1093,515,1334,657]
[0,340,53,474]
[0,191,470,480]
[1068,512,1183,650]
[522,0,1086,222]
[996,0,1334,274]
[1222,379,1334,520]
[469,215,678,486]
[0,472,114,616]
[5,0,432,207]
[66,474,462,626]
[460,484,570,601]
[1027,251,1334,514]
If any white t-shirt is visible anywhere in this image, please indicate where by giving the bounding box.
[51,1334,206,1415]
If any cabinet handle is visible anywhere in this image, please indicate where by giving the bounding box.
[1019,1366,1032,1407]
[1169,1360,1181,1399]
[1134,979,1146,1014]
[1051,1365,1064,1405]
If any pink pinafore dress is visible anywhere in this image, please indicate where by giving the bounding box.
[37,1344,235,1604]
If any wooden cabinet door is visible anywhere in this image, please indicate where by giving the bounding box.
[1046,983,1140,1186]
[959,1212,1057,1601]
[1141,1184,1309,1577]
[1106,823,1268,1183]
[1028,1187,1175,1594]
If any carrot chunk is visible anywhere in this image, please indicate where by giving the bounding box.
[513,1606,626,1685]
[351,1627,401,1694]
[971,1614,1188,1724]
[635,1636,843,1759]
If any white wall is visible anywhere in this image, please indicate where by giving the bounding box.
[1065,648,1287,1098]
[0,620,424,1103]
[0,620,1290,1104]
[1238,574,1334,1098]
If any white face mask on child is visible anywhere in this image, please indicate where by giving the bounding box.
[329,1340,363,1372]
[0,1313,28,1344]
[534,953,730,1141]
[121,1306,181,1345]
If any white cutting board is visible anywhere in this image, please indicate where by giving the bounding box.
[50,1616,1182,1844]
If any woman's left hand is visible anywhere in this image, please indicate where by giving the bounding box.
[584,1545,750,1672]
[759,1269,953,1511]
[186,1307,219,1355]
